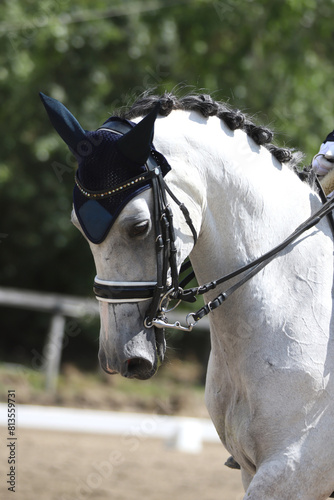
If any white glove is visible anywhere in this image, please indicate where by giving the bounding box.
[312,141,334,177]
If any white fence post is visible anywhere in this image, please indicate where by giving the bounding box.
[44,313,66,393]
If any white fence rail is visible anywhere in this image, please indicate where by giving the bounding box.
[0,287,210,392]
[0,287,99,392]
[0,287,100,317]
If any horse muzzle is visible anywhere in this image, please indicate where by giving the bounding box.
[98,301,166,380]
[98,350,160,380]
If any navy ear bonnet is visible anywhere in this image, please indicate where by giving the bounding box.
[40,93,170,243]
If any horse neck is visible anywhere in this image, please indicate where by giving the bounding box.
[155,111,334,396]
[157,112,330,304]
[177,117,322,284]
[154,110,326,282]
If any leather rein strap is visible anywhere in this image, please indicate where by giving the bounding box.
[174,185,334,329]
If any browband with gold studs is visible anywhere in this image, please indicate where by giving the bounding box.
[74,170,154,199]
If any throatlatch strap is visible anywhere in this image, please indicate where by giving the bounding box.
[163,180,198,244]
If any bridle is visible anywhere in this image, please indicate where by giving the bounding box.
[89,121,334,332]
[89,120,198,330]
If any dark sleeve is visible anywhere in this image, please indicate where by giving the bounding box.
[324,130,334,143]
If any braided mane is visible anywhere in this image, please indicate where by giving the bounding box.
[120,92,311,184]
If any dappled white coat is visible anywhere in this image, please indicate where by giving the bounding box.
[74,110,334,500]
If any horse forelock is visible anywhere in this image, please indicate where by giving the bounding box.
[120,90,311,186]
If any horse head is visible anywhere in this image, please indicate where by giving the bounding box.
[40,93,198,379]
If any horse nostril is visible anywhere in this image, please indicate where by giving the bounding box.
[125,357,155,379]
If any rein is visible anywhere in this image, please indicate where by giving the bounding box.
[174,193,334,329]
[90,122,334,333]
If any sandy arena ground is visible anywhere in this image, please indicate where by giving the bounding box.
[0,427,245,500]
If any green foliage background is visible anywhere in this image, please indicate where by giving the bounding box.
[1,0,334,368]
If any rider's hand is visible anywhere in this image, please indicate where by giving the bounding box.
[312,139,334,177]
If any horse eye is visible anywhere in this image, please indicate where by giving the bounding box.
[131,220,150,237]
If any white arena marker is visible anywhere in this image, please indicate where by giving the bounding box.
[169,418,203,454]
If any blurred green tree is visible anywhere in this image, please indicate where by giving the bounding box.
[1,0,333,367]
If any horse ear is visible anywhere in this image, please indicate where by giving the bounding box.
[39,92,87,153]
[117,102,160,164]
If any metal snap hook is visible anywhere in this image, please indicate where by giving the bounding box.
[186,312,198,329]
